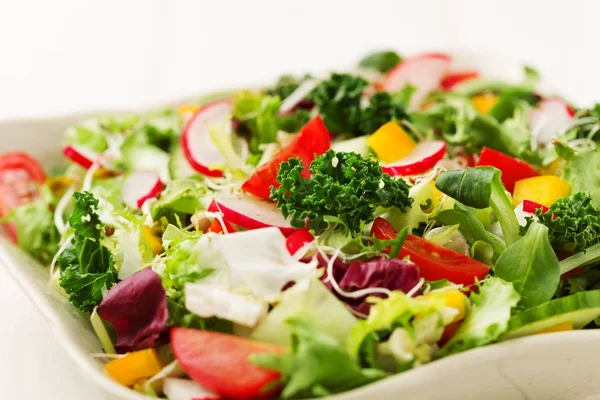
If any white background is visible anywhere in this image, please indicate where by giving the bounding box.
[1,1,600,399]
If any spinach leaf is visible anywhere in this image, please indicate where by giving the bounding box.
[358,50,402,73]
[435,167,520,246]
[494,222,560,308]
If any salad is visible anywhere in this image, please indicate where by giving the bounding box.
[2,49,600,400]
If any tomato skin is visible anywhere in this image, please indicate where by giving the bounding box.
[438,320,462,347]
[285,228,314,255]
[370,218,490,286]
[242,115,331,199]
[207,218,237,234]
[475,147,539,192]
[171,328,283,400]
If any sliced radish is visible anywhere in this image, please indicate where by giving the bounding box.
[279,79,318,115]
[285,228,315,257]
[382,141,446,177]
[163,377,221,400]
[440,71,479,91]
[208,196,295,236]
[122,170,163,209]
[384,53,452,108]
[181,101,232,178]
[63,145,99,169]
[522,200,548,214]
[530,98,575,147]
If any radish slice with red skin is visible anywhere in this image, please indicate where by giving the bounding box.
[522,200,548,214]
[384,53,452,108]
[530,98,575,146]
[63,145,99,169]
[208,197,296,236]
[181,101,233,177]
[122,170,163,209]
[286,229,315,257]
[381,141,446,177]
[440,71,479,91]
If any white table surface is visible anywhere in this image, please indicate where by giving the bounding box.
[2,1,600,399]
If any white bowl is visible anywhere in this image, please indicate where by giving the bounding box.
[1,52,599,400]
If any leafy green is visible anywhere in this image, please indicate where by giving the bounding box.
[522,192,600,253]
[277,109,311,133]
[150,178,211,223]
[435,167,520,246]
[494,222,560,308]
[57,192,117,313]
[559,242,600,276]
[438,277,520,356]
[358,50,402,73]
[309,73,368,136]
[2,186,60,264]
[563,149,600,207]
[270,75,312,100]
[384,180,436,234]
[233,91,281,152]
[272,150,412,235]
[359,92,410,135]
[251,318,387,399]
[435,204,506,262]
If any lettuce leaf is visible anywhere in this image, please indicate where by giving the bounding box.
[150,178,211,224]
[438,277,520,356]
[251,318,387,398]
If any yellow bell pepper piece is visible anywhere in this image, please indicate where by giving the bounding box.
[471,93,498,115]
[538,321,574,334]
[512,176,571,207]
[142,225,164,256]
[425,289,468,323]
[177,104,200,116]
[539,160,562,176]
[366,121,416,163]
[105,349,163,387]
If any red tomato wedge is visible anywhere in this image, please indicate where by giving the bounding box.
[171,328,284,400]
[440,71,479,91]
[475,147,539,192]
[0,152,47,243]
[242,115,331,199]
[285,228,315,256]
[370,217,490,286]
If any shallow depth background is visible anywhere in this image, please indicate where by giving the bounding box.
[0,1,599,399]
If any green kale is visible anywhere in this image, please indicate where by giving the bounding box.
[359,92,410,135]
[522,192,600,253]
[251,317,387,399]
[57,192,117,313]
[277,109,312,133]
[358,50,402,73]
[309,73,369,136]
[271,150,412,235]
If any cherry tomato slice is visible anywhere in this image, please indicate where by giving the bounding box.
[370,217,490,286]
[171,327,284,400]
[476,147,539,192]
[242,115,330,199]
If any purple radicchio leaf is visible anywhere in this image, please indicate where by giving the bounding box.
[99,267,168,353]
[320,256,420,316]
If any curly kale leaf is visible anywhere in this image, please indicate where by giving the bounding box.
[58,192,117,313]
[309,74,369,136]
[359,92,410,135]
[271,150,412,235]
[522,192,600,253]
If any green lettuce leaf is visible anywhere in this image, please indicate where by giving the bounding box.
[563,149,600,207]
[233,91,281,153]
[358,50,402,73]
[438,277,520,356]
[251,317,387,399]
[150,178,211,223]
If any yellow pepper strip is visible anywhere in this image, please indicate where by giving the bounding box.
[46,176,73,198]
[141,225,164,256]
[538,321,574,334]
[512,176,571,207]
[177,104,200,116]
[424,289,469,323]
[539,159,562,176]
[471,93,499,115]
[366,121,416,163]
[105,349,163,387]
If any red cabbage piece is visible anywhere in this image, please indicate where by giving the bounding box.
[320,256,420,316]
[99,267,168,353]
